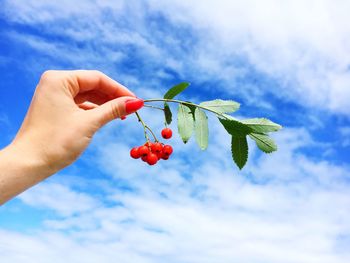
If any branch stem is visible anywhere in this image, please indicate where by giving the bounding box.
[144,98,229,119]
[145,126,158,142]
[134,112,159,142]
[135,112,150,141]
[143,104,164,111]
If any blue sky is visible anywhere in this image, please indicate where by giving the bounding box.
[1,0,350,262]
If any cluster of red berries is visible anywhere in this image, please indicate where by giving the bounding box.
[130,128,173,165]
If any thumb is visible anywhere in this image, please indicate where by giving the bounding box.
[90,96,144,127]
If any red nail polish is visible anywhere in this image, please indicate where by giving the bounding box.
[121,116,126,120]
[125,98,144,114]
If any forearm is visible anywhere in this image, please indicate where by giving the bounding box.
[0,142,53,205]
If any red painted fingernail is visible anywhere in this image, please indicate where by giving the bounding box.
[121,116,126,120]
[125,98,144,114]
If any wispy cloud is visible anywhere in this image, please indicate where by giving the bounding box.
[339,126,350,147]
[149,0,350,115]
[1,1,350,262]
[18,182,101,217]
[1,120,349,262]
[3,0,350,115]
[0,113,10,127]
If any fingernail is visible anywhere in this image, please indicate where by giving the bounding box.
[121,116,126,120]
[125,98,144,114]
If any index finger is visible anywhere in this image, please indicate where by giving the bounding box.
[69,70,136,98]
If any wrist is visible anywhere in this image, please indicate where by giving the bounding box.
[0,142,54,205]
[6,139,55,178]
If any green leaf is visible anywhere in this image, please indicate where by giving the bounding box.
[221,114,237,120]
[177,104,194,143]
[164,82,190,99]
[218,117,252,137]
[200,99,240,114]
[164,102,172,125]
[231,136,248,169]
[249,133,277,153]
[184,101,197,117]
[241,118,282,133]
[194,108,209,150]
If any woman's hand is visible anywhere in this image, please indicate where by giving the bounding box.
[0,70,143,204]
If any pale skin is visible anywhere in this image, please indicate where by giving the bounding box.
[0,70,144,205]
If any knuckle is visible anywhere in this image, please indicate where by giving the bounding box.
[110,103,122,120]
[81,69,103,78]
[40,70,56,82]
[91,70,102,75]
[91,70,105,80]
[39,70,64,87]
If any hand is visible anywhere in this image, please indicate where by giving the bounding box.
[11,70,144,173]
[0,70,144,204]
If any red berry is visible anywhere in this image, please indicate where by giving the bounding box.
[161,152,169,160]
[130,147,140,159]
[161,128,172,139]
[156,151,162,160]
[163,145,173,156]
[138,146,149,157]
[151,142,163,153]
[144,141,153,148]
[147,153,158,165]
[141,155,148,162]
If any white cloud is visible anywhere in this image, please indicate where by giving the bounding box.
[3,0,350,115]
[1,1,350,262]
[1,119,349,262]
[339,127,350,137]
[4,0,350,114]
[18,182,100,216]
[146,0,350,115]
[0,113,10,126]
[339,126,350,147]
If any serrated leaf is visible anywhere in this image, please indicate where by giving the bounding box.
[231,136,248,169]
[194,108,209,150]
[219,117,252,137]
[249,133,277,153]
[177,104,194,143]
[164,102,172,125]
[241,118,282,133]
[164,82,190,99]
[200,99,240,114]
